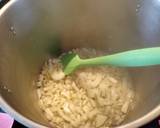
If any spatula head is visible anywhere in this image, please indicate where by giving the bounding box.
[60,52,81,75]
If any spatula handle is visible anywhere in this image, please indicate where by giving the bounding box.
[82,47,160,67]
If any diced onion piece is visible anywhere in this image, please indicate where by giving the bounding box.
[95,114,107,127]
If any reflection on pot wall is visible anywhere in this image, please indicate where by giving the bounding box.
[138,0,160,43]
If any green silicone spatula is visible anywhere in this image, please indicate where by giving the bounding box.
[61,47,160,75]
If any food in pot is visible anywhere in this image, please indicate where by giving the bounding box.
[36,48,135,128]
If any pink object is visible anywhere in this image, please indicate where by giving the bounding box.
[0,113,14,128]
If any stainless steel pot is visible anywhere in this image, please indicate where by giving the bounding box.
[0,0,160,128]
